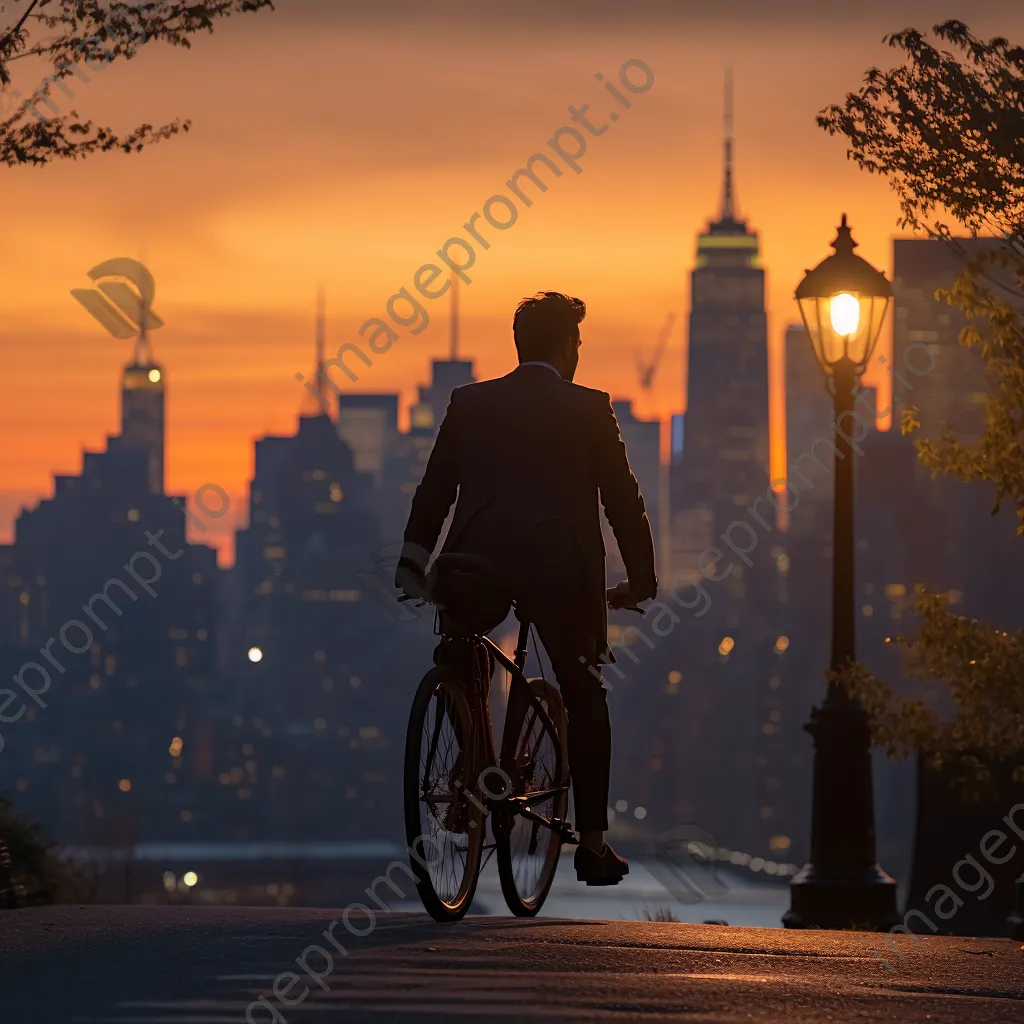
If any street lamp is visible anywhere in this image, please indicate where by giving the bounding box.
[784,214,899,930]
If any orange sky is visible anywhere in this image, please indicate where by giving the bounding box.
[2,1,1021,564]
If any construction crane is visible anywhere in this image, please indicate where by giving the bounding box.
[635,312,677,393]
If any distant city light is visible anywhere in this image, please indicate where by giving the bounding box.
[829,292,860,336]
[615,799,628,813]
[118,778,131,792]
[774,636,790,654]
[718,636,735,656]
[247,646,263,663]
[148,368,162,383]
[168,736,183,757]
[182,871,198,887]
[634,806,647,820]
[162,872,176,892]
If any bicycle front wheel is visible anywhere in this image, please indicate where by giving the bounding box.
[496,676,569,917]
[403,666,484,922]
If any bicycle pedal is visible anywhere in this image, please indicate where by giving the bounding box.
[559,821,579,845]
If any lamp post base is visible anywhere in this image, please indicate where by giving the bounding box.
[784,699,899,931]
[783,863,898,930]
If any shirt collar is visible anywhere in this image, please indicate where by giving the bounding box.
[519,361,562,379]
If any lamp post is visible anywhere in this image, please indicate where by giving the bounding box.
[783,215,899,930]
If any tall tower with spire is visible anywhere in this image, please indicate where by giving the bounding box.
[119,320,165,494]
[410,275,475,431]
[657,74,794,860]
[670,69,768,571]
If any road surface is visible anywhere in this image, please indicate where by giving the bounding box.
[1,905,1022,1022]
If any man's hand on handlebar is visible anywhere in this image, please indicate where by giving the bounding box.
[606,580,645,613]
[395,563,432,604]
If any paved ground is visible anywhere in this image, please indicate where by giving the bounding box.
[1,905,1022,1023]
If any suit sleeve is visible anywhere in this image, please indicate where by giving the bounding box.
[399,390,462,576]
[594,392,658,601]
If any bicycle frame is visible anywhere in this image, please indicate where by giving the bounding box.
[401,593,576,843]
[472,620,576,845]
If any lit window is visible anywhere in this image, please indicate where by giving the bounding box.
[358,725,380,740]
[769,835,791,852]
[718,636,735,656]
[668,670,682,684]
[861,604,874,617]
[127,508,140,522]
[330,483,343,502]
[885,583,906,599]
[774,636,790,654]
[118,779,132,792]
[169,737,183,757]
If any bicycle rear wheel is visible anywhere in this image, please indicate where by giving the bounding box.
[404,666,484,922]
[496,676,569,916]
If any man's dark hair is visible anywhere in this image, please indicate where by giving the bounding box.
[512,291,586,363]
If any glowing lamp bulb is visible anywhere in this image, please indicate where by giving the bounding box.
[247,646,263,663]
[148,368,161,383]
[830,292,860,336]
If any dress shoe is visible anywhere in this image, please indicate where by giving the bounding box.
[574,842,629,886]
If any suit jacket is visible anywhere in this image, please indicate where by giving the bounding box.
[400,364,657,642]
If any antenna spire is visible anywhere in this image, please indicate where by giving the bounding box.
[299,285,333,419]
[722,67,735,221]
[316,284,326,383]
[449,275,459,360]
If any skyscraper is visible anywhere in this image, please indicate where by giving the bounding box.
[111,325,165,495]
[627,75,803,860]
[669,71,769,578]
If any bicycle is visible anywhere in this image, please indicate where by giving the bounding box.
[401,557,644,922]
[401,558,578,921]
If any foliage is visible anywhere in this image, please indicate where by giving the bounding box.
[0,0,273,167]
[820,20,1024,772]
[0,793,93,903]
[829,592,1024,786]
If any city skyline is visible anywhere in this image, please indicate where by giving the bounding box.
[16,4,1024,562]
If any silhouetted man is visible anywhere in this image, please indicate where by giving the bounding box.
[396,291,657,885]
